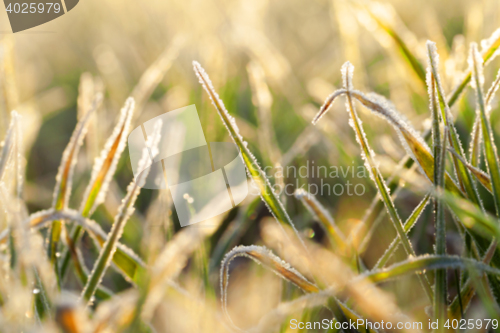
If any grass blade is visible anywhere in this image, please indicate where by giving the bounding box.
[0,111,20,182]
[448,28,500,106]
[356,1,426,84]
[367,255,500,283]
[374,193,431,268]
[427,41,481,207]
[193,61,305,250]
[313,88,463,197]
[294,189,348,256]
[469,68,500,167]
[220,245,318,329]
[448,147,492,193]
[48,94,102,274]
[448,240,497,320]
[470,43,500,215]
[426,42,449,327]
[439,190,500,242]
[315,61,433,300]
[60,97,135,280]
[81,120,162,304]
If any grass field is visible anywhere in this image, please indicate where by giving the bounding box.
[1,0,500,332]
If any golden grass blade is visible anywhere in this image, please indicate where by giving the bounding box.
[81,120,162,303]
[193,61,305,250]
[131,36,184,112]
[220,245,318,329]
[55,296,89,333]
[80,97,135,217]
[60,97,135,280]
[48,94,102,270]
[448,147,492,193]
[247,60,282,166]
[355,1,426,84]
[294,189,349,255]
[52,94,103,211]
[0,111,20,182]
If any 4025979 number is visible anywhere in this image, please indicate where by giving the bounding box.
[5,2,61,14]
[444,319,499,330]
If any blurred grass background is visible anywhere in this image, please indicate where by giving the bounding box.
[1,0,500,327]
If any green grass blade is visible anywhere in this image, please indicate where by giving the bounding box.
[427,41,482,207]
[193,61,306,250]
[469,68,500,167]
[367,255,500,283]
[426,42,449,326]
[448,240,497,320]
[439,190,500,241]
[470,43,500,215]
[81,120,162,304]
[313,88,464,197]
[374,193,431,269]
[323,61,433,300]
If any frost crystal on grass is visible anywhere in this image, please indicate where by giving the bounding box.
[80,97,134,216]
[52,94,102,210]
[81,119,162,304]
[193,60,307,252]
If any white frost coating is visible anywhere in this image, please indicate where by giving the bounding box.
[193,61,307,251]
[80,97,134,215]
[52,94,102,209]
[468,43,485,90]
[485,68,500,114]
[220,245,316,330]
[82,120,162,303]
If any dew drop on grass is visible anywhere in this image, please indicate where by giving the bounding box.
[32,288,40,294]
